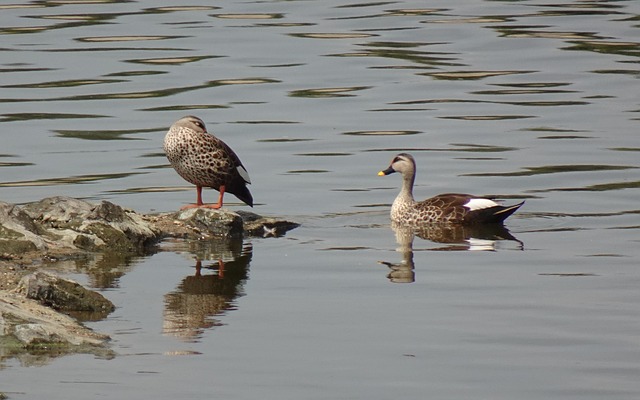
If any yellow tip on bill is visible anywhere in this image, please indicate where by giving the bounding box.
[377,171,385,176]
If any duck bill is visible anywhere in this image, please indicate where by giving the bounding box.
[378,166,395,176]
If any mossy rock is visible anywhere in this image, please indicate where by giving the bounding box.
[16,271,115,314]
[0,239,38,255]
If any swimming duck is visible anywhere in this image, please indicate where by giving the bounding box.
[164,115,253,209]
[378,153,523,225]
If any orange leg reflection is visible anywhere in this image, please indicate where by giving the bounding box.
[193,259,225,278]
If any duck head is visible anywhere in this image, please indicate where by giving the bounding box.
[378,153,416,177]
[172,115,207,134]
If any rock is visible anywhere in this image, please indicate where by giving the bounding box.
[175,207,244,238]
[15,271,115,315]
[13,323,60,345]
[149,208,299,240]
[0,196,299,361]
[0,197,298,262]
[21,196,160,254]
[0,202,49,252]
[237,210,301,237]
[0,271,113,350]
[0,291,109,347]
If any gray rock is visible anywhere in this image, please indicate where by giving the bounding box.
[13,323,61,345]
[149,208,299,240]
[0,291,109,347]
[21,196,160,253]
[0,202,49,252]
[15,271,114,314]
[237,210,301,237]
[0,197,299,261]
[0,196,299,358]
[175,207,244,238]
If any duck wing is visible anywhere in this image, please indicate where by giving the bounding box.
[219,139,253,207]
[417,193,523,224]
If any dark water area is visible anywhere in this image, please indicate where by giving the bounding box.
[1,1,639,399]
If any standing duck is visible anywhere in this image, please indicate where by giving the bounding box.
[378,153,523,225]
[164,115,253,209]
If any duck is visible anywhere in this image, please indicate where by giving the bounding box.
[164,115,253,209]
[378,153,523,225]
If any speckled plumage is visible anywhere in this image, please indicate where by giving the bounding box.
[164,115,253,209]
[379,153,523,225]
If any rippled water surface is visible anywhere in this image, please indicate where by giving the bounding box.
[1,1,639,399]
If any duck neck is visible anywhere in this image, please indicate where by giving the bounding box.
[397,170,415,204]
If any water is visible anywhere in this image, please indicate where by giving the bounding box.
[1,1,639,399]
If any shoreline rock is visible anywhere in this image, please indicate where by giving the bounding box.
[1,196,299,264]
[16,271,115,316]
[0,196,299,361]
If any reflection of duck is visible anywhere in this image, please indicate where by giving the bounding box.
[163,239,252,341]
[379,222,523,283]
[379,257,415,283]
[378,153,523,225]
[164,115,253,210]
[398,221,523,251]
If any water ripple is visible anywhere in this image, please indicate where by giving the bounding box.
[0,173,145,188]
[465,165,636,177]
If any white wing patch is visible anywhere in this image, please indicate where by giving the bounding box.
[467,238,497,251]
[464,198,499,211]
[237,165,251,184]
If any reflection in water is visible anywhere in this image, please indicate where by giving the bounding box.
[3,78,126,88]
[0,78,279,104]
[380,222,523,283]
[379,227,416,283]
[289,86,371,98]
[0,172,145,188]
[465,164,635,177]
[54,126,160,141]
[125,55,221,65]
[425,70,534,80]
[350,41,461,68]
[0,153,33,168]
[212,13,285,20]
[37,252,142,322]
[74,252,141,290]
[289,33,375,40]
[0,113,107,122]
[163,239,252,341]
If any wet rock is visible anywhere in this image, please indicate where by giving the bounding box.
[150,208,299,240]
[0,197,298,364]
[0,270,113,350]
[13,323,60,345]
[237,210,301,237]
[0,202,49,252]
[175,207,244,238]
[21,196,160,254]
[15,271,114,315]
[0,197,298,262]
[0,291,109,347]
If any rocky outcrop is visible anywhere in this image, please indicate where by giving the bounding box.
[0,196,299,262]
[15,271,115,316]
[0,272,113,354]
[0,197,160,257]
[151,208,300,240]
[0,196,299,361]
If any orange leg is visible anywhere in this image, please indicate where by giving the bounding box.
[205,185,225,210]
[197,186,205,206]
[181,185,225,210]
